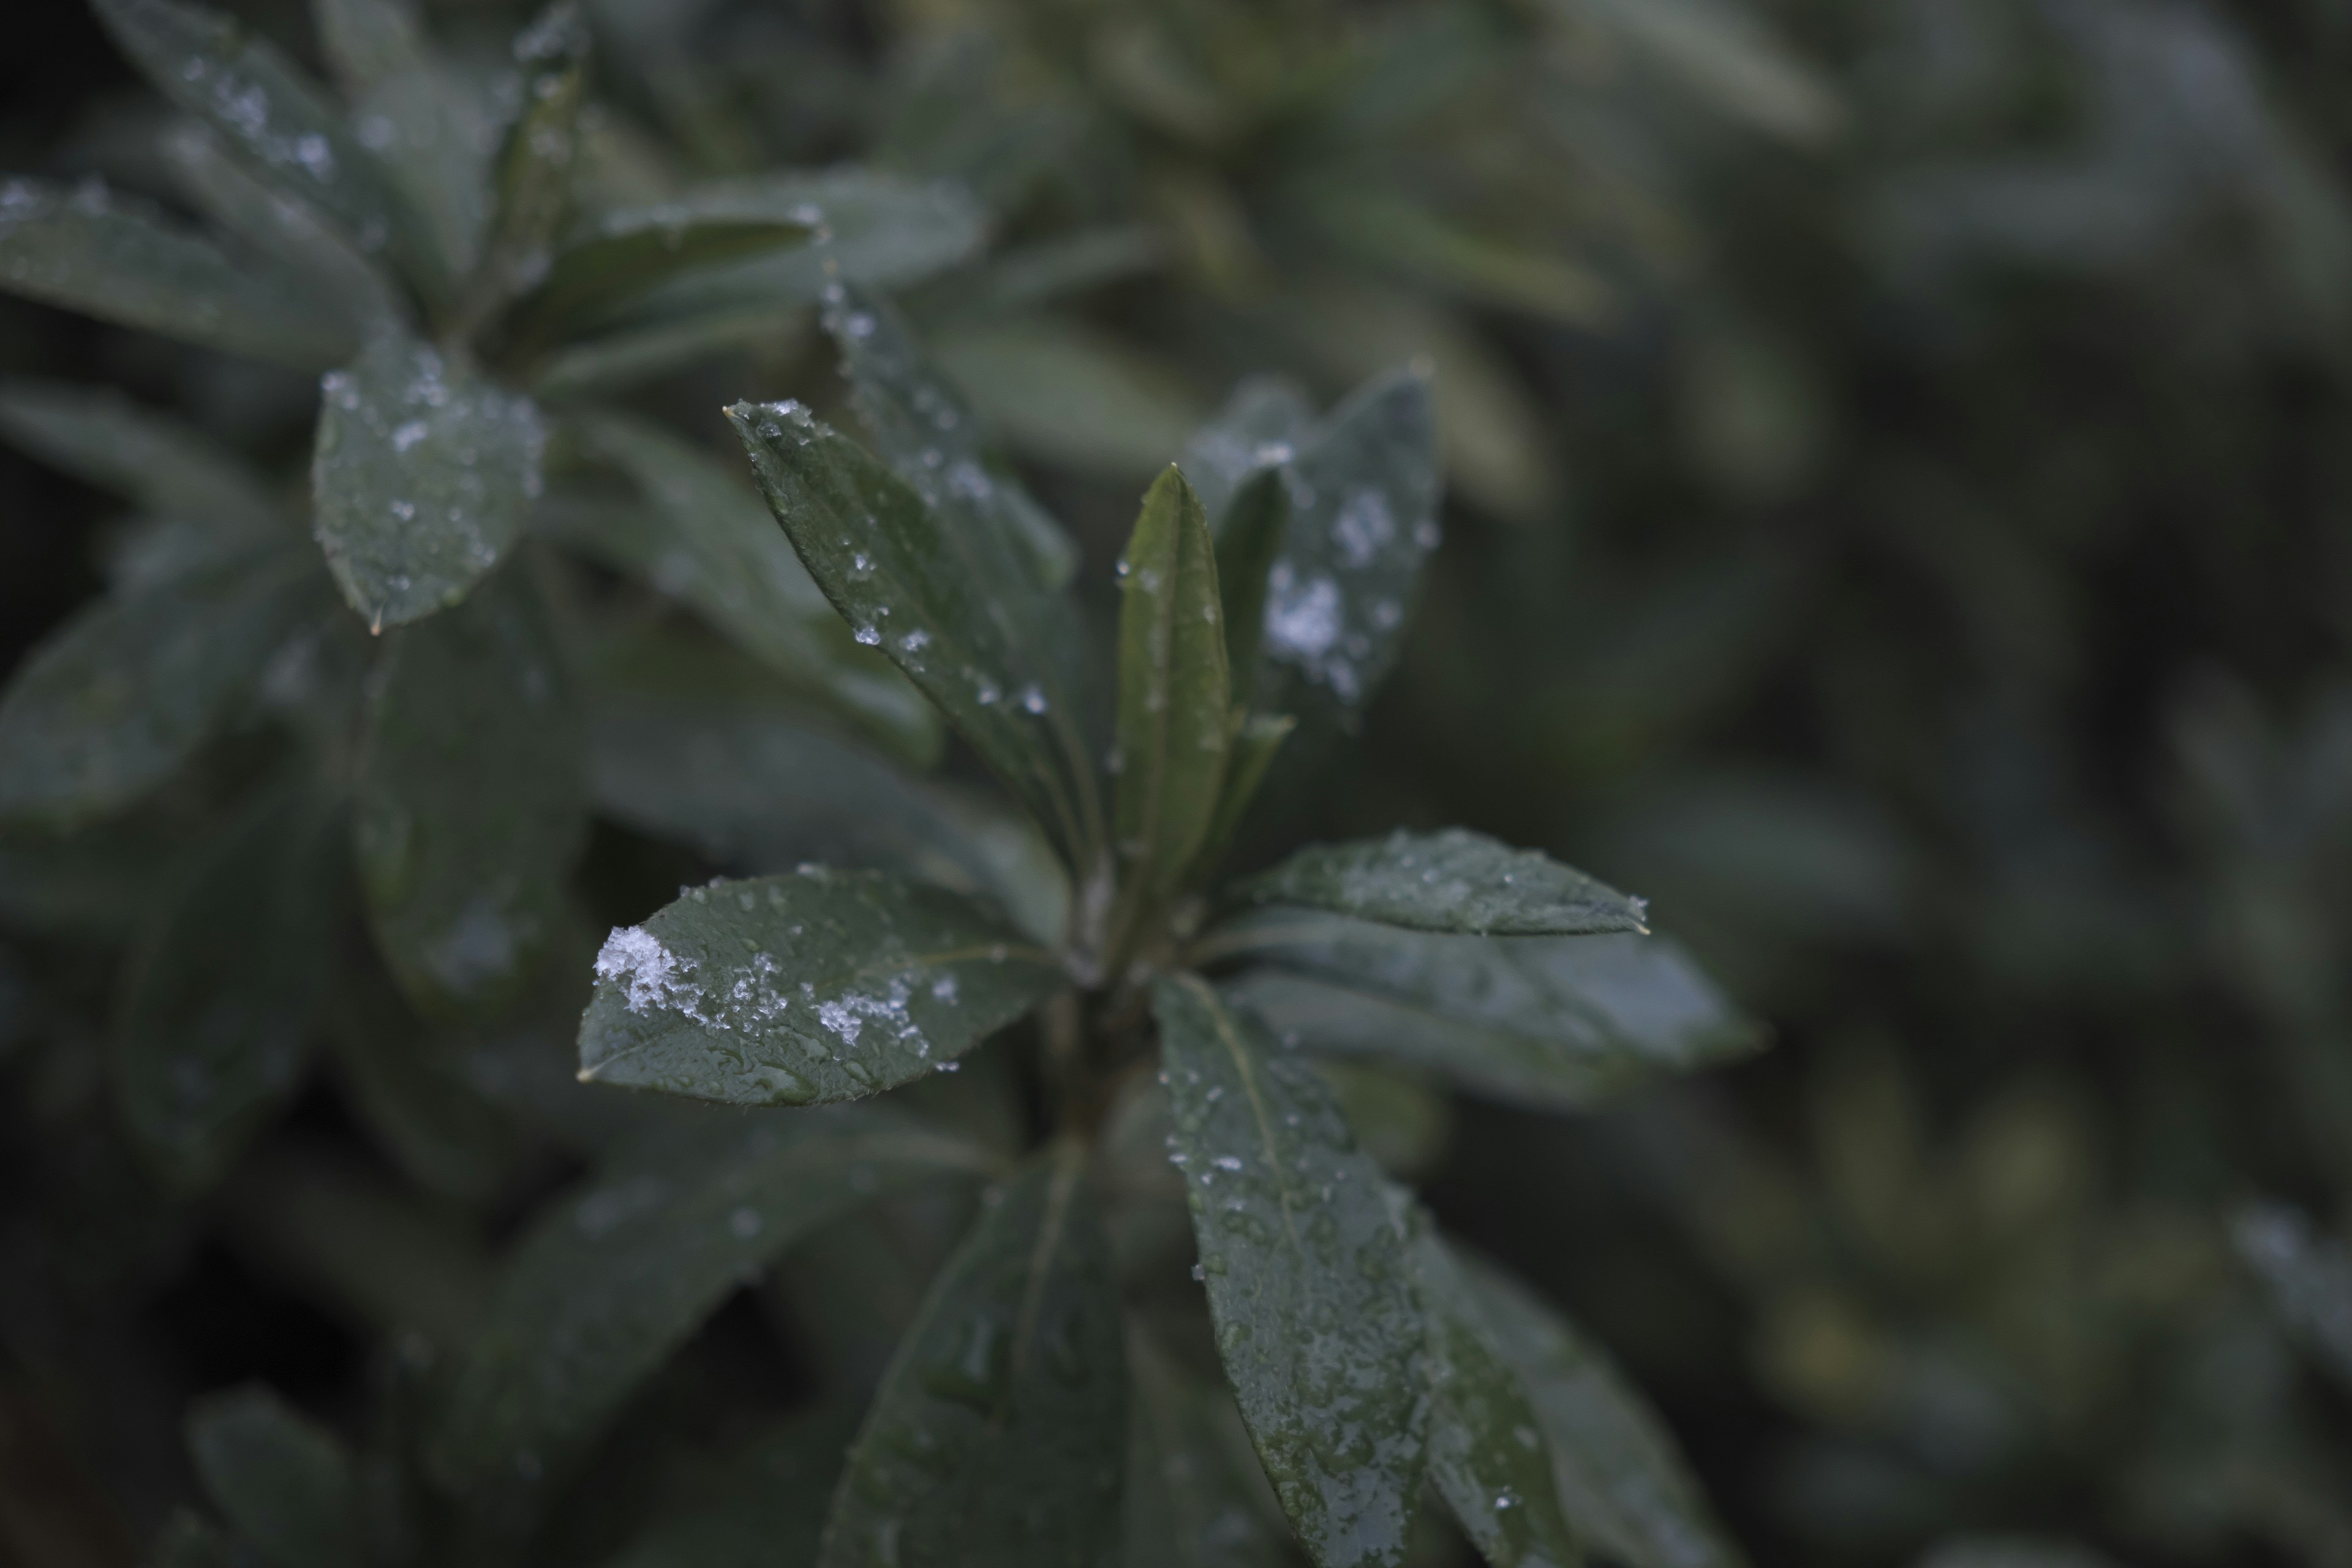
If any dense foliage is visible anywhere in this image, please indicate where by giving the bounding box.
[3,1,2351,1566]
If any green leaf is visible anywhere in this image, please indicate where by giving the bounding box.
[930,317,1207,480]
[821,282,1079,590]
[0,376,281,527]
[325,954,512,1202]
[1460,1254,1746,1568]
[499,216,812,364]
[116,787,344,1189]
[2234,1204,2352,1392]
[587,695,1066,944]
[816,1143,1126,1568]
[312,327,547,628]
[1210,921,1760,1110]
[1180,377,1313,528]
[559,412,937,761]
[1213,467,1289,700]
[162,123,404,336]
[606,1407,859,1568]
[578,869,1063,1106]
[0,177,358,369]
[311,0,425,96]
[1150,973,1427,1568]
[1400,1216,1580,1568]
[469,5,590,319]
[89,0,433,285]
[1186,714,1294,892]
[0,543,318,827]
[427,1107,992,1490]
[186,1385,360,1568]
[348,61,497,288]
[725,400,1103,869]
[355,568,584,1014]
[1232,829,1648,937]
[1115,469,1231,910]
[1122,1324,1289,1568]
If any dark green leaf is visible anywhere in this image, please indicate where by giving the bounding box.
[500,203,816,363]
[578,869,1063,1106]
[559,412,937,760]
[606,1407,858,1568]
[116,788,344,1188]
[311,0,424,96]
[163,123,404,336]
[355,568,582,1014]
[89,0,432,286]
[1232,829,1648,937]
[822,282,1078,590]
[725,400,1103,869]
[1213,467,1289,699]
[0,177,357,369]
[469,5,590,320]
[186,1385,360,1568]
[931,317,1205,479]
[816,1143,1126,1568]
[1150,973,1427,1568]
[0,543,318,827]
[1180,377,1313,529]
[348,61,497,288]
[427,1107,992,1490]
[2234,1204,2352,1392]
[325,954,512,1202]
[0,377,281,527]
[1400,1215,1579,1568]
[1210,919,1760,1110]
[1186,714,1294,892]
[587,695,1066,943]
[1115,469,1230,911]
[1122,1324,1289,1568]
[1463,1254,1746,1568]
[312,328,547,628]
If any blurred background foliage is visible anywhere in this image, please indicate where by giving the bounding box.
[5,0,2352,1564]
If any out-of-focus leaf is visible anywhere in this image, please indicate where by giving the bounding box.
[823,282,1079,590]
[1555,0,1842,145]
[311,0,424,96]
[89,0,435,282]
[426,1107,993,1490]
[587,696,1066,944]
[1915,1540,2120,1568]
[471,4,591,317]
[1115,469,1230,907]
[2233,1204,2352,1392]
[1210,919,1760,1110]
[355,568,583,1015]
[816,1143,1126,1568]
[558,412,937,761]
[1400,1215,1580,1568]
[1151,973,1427,1568]
[606,1407,858,1568]
[497,207,813,361]
[349,61,497,287]
[0,544,318,827]
[577,869,1061,1104]
[932,316,1207,479]
[325,956,511,1203]
[1305,189,1611,326]
[152,1510,261,1568]
[312,328,547,628]
[1180,378,1314,528]
[0,377,282,526]
[116,788,343,1189]
[1463,1254,1744,1568]
[1232,829,1647,937]
[186,1385,360,1568]
[726,400,1102,869]
[0,178,357,369]
[1122,1324,1289,1568]
[1314,1061,1451,1180]
[1213,467,1288,698]
[1187,715,1294,891]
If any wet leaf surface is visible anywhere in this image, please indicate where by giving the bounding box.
[1115,469,1231,904]
[1232,828,1648,937]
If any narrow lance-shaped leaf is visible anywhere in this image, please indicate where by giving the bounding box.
[817,1142,1127,1568]
[0,544,319,827]
[606,1407,859,1568]
[427,1109,995,1491]
[1185,715,1294,893]
[1233,829,1649,937]
[1398,1212,1580,1568]
[561,412,938,761]
[1214,466,1289,700]
[822,281,1079,589]
[497,213,813,364]
[1209,919,1760,1111]
[312,327,546,628]
[356,568,584,1016]
[1122,1324,1289,1568]
[1116,469,1231,903]
[311,0,425,96]
[1460,1253,1747,1568]
[116,786,344,1190]
[186,1386,361,1568]
[0,377,282,526]
[90,0,436,288]
[0,178,357,369]
[349,59,497,288]
[578,869,1063,1106]
[1150,974,1428,1568]
[726,401,1102,868]
[467,4,589,322]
